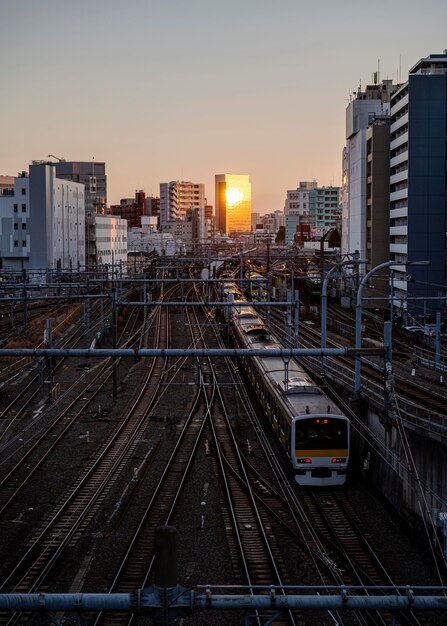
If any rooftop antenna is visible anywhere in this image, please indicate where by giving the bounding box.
[48,154,66,162]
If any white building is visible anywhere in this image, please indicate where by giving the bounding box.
[127,227,178,256]
[0,163,85,273]
[159,181,206,224]
[91,214,127,272]
[341,81,397,262]
[263,210,284,234]
[0,172,31,270]
[284,181,317,245]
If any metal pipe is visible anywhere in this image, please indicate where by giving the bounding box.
[0,347,384,358]
[1,587,447,613]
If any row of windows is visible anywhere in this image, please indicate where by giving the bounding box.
[14,241,27,247]
[13,204,26,212]
[390,143,408,160]
[390,125,408,143]
[13,223,26,230]
[390,161,408,177]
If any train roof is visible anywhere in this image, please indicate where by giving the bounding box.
[233,306,258,319]
[232,309,345,418]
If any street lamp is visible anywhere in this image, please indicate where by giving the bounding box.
[354,260,430,394]
[321,250,365,355]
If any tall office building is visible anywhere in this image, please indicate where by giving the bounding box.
[341,81,397,262]
[389,51,447,319]
[53,161,107,215]
[215,174,251,235]
[159,181,206,224]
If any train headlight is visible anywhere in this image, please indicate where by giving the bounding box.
[331,458,346,463]
[297,458,312,464]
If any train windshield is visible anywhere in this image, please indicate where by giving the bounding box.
[295,417,348,450]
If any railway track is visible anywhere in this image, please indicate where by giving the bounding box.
[212,297,429,625]
[91,285,214,626]
[0,302,146,518]
[0,287,177,626]
[268,308,447,419]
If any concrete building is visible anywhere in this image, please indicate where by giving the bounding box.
[88,214,127,272]
[53,160,107,215]
[307,186,341,237]
[158,204,212,254]
[0,163,85,273]
[341,81,398,263]
[160,181,206,224]
[366,115,391,274]
[0,176,15,197]
[389,51,447,319]
[52,160,111,271]
[0,172,31,270]
[251,212,261,231]
[215,174,251,235]
[109,190,147,228]
[259,211,284,235]
[284,181,317,245]
[146,196,160,227]
[128,221,178,256]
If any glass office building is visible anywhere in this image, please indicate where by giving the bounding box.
[215,174,251,235]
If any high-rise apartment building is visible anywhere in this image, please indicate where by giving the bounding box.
[159,181,206,224]
[389,51,447,319]
[215,174,251,235]
[307,186,341,237]
[341,81,398,262]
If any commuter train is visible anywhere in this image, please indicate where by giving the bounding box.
[222,282,349,486]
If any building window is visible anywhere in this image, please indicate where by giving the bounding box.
[22,240,26,247]
[22,223,26,229]
[13,204,18,212]
[14,240,18,247]
[21,204,26,212]
[21,188,26,195]
[14,223,18,230]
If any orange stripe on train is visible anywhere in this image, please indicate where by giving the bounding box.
[295,449,348,457]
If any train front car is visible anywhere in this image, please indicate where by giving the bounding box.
[291,413,349,486]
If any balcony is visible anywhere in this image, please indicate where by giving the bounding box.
[390,170,408,185]
[390,243,407,254]
[389,225,407,236]
[390,188,408,202]
[390,131,408,151]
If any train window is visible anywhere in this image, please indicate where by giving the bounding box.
[295,418,347,450]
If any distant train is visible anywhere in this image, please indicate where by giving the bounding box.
[222,282,349,486]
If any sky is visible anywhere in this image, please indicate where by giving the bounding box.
[1,0,446,214]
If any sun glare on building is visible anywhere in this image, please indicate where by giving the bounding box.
[225,187,244,207]
[215,174,252,235]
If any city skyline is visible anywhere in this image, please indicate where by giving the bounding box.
[1,0,446,214]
